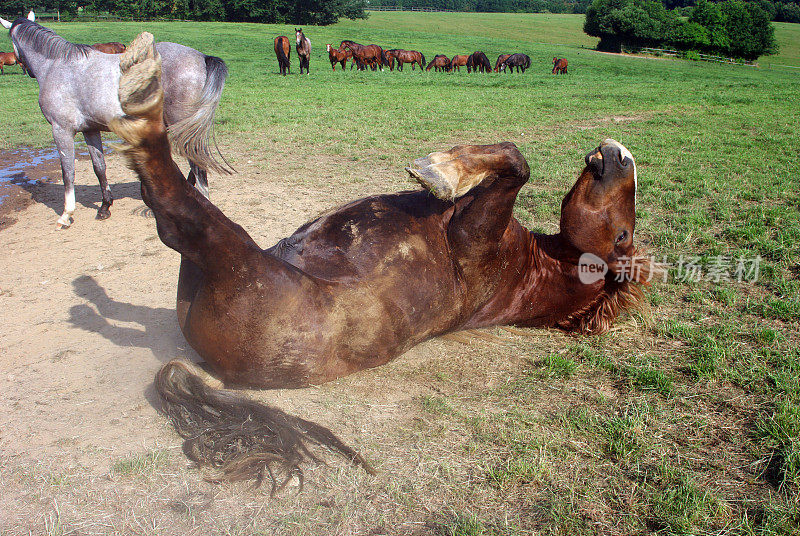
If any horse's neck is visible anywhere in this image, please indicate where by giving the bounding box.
[466,230,603,328]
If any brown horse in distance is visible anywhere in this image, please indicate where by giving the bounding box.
[390,49,426,71]
[450,54,469,72]
[0,50,26,74]
[341,40,383,70]
[274,35,290,75]
[295,28,311,74]
[426,54,450,72]
[326,43,352,71]
[553,57,568,74]
[112,33,648,486]
[91,42,126,54]
[494,54,511,72]
[466,51,491,73]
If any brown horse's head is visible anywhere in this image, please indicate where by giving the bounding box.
[559,139,637,275]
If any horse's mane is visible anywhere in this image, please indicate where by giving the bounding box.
[556,249,653,335]
[11,19,92,62]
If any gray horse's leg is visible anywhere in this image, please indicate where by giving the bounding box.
[52,125,77,229]
[187,161,209,199]
[84,130,113,220]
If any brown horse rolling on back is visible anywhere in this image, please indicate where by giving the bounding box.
[426,54,450,72]
[326,43,351,71]
[553,57,568,74]
[91,42,126,54]
[450,54,469,72]
[274,35,290,75]
[0,51,26,74]
[112,33,649,487]
[295,28,311,74]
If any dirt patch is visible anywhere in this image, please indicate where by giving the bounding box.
[0,145,99,229]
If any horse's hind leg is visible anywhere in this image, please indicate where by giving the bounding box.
[84,130,113,220]
[406,142,528,202]
[52,125,77,229]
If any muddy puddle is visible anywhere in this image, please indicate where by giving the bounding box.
[0,143,106,227]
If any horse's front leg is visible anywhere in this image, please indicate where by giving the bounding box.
[84,130,113,220]
[52,125,77,229]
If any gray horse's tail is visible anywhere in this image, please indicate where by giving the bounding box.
[155,360,376,490]
[168,55,231,175]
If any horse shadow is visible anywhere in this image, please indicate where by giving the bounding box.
[0,143,143,218]
[19,178,144,218]
[67,274,204,409]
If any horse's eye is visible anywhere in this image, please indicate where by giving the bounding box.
[616,230,628,244]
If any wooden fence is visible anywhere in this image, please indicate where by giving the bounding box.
[638,47,757,67]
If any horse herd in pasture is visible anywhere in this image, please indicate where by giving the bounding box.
[271,31,570,76]
[2,14,607,487]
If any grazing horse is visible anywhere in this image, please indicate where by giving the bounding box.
[500,53,531,74]
[426,54,450,72]
[391,49,426,71]
[0,12,229,228]
[450,54,469,72]
[274,35,290,75]
[295,29,311,75]
[326,43,351,71]
[341,40,383,71]
[91,42,126,54]
[494,54,511,72]
[111,33,649,485]
[553,57,568,74]
[0,50,26,74]
[382,48,397,70]
[466,51,491,73]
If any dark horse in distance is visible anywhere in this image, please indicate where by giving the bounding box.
[466,51,491,73]
[295,28,310,74]
[426,54,450,72]
[112,33,648,486]
[500,53,531,73]
[274,35,290,75]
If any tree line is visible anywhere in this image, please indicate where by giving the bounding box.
[0,0,795,26]
[584,0,778,59]
[0,0,369,24]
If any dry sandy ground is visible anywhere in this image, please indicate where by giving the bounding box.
[0,146,558,535]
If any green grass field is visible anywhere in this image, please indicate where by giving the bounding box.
[1,11,799,535]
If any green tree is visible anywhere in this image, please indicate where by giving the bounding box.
[719,0,776,59]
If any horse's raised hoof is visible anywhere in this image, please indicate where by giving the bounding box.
[110,32,164,149]
[407,165,456,200]
[413,151,450,169]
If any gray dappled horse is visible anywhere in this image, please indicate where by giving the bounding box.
[0,12,229,228]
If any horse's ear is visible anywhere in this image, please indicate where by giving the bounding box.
[27,10,35,21]
[0,17,12,29]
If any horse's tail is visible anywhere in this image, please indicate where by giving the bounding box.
[155,359,376,489]
[420,52,426,69]
[276,37,290,69]
[168,55,232,175]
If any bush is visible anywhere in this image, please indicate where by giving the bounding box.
[584,0,778,60]
[684,49,701,60]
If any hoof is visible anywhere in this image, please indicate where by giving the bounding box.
[55,216,73,230]
[413,151,450,169]
[96,209,111,220]
[406,166,455,201]
[110,32,165,147]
